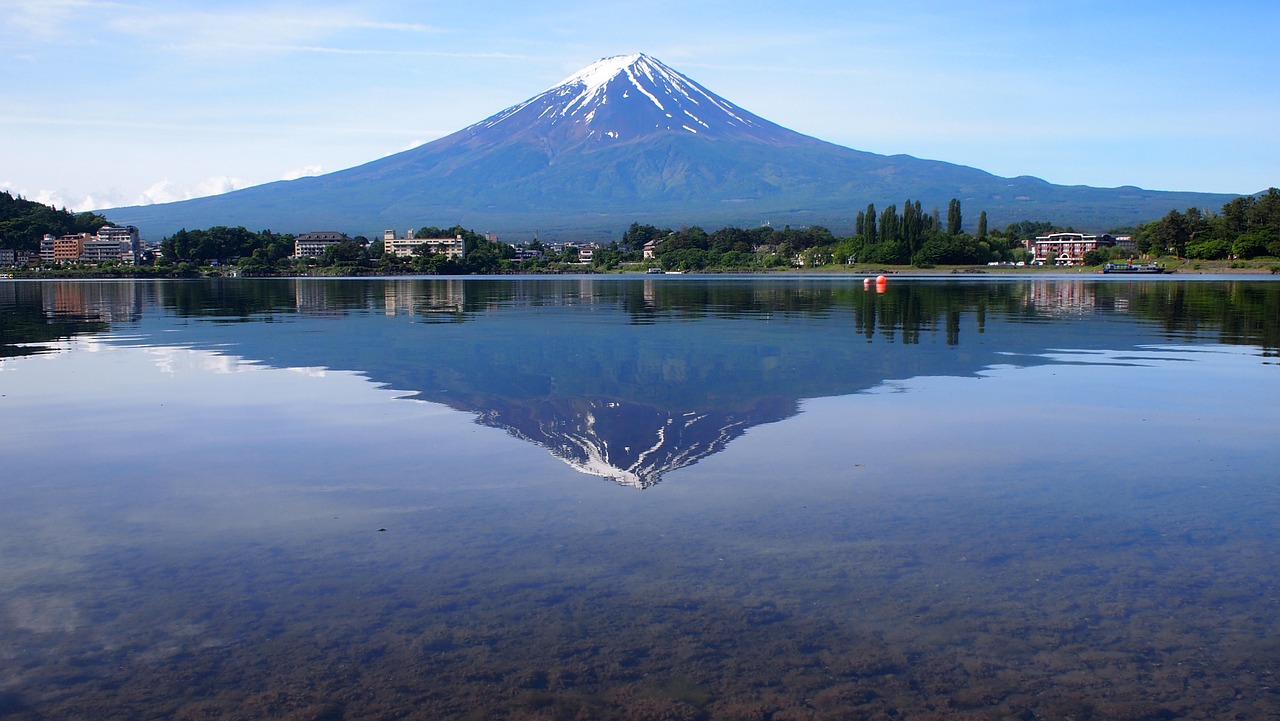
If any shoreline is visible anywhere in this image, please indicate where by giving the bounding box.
[3,259,1277,280]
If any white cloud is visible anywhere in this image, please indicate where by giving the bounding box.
[196,176,245,196]
[282,164,323,181]
[0,181,100,211]
[4,176,245,212]
[72,192,122,211]
[137,176,245,205]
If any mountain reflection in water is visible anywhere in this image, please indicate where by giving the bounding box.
[3,276,1278,488]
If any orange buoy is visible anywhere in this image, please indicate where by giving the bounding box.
[875,274,887,285]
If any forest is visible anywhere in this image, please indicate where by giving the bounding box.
[0,191,110,249]
[1134,189,1280,260]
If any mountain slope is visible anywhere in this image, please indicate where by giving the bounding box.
[104,53,1241,239]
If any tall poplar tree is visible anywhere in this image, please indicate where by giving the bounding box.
[947,199,962,235]
[880,205,899,244]
[865,203,877,244]
[977,211,988,240]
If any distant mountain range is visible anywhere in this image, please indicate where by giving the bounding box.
[104,53,1243,241]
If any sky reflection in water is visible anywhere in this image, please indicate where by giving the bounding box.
[1,277,1278,720]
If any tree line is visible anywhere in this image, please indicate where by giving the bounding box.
[1135,189,1280,260]
[158,225,516,275]
[10,187,1280,274]
[628,199,1035,270]
[0,191,110,250]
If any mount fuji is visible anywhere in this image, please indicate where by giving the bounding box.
[105,53,1238,239]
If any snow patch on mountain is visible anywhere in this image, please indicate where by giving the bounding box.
[473,52,773,141]
[550,52,644,95]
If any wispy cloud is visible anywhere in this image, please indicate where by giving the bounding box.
[2,2,450,57]
[0,0,125,42]
[106,5,444,57]
[144,41,538,60]
[0,114,438,138]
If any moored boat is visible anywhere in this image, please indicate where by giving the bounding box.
[1101,262,1167,274]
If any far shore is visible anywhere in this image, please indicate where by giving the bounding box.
[3,258,1278,280]
[780,259,1279,276]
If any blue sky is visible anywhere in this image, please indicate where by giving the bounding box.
[1,0,1276,215]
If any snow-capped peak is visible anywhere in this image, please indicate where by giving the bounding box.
[549,53,648,95]
[472,53,784,144]
[550,53,680,116]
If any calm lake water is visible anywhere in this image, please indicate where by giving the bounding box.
[1,276,1278,720]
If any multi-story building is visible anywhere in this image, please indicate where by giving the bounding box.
[80,237,126,263]
[95,225,142,264]
[32,227,140,265]
[294,231,350,258]
[54,233,92,263]
[384,234,466,260]
[511,245,544,261]
[1028,232,1116,266]
[0,248,35,267]
[40,234,57,264]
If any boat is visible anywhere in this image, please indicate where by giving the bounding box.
[645,267,663,274]
[1100,262,1167,274]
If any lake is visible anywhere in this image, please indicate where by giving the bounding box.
[1,276,1278,720]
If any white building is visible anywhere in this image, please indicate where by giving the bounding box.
[511,245,544,261]
[81,237,128,263]
[96,225,142,264]
[384,234,466,260]
[294,231,350,258]
[40,234,56,264]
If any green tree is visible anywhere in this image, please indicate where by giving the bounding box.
[947,198,962,235]
[902,199,926,255]
[879,205,899,244]
[977,211,988,240]
[1185,237,1232,260]
[1152,209,1190,257]
[1233,230,1271,259]
[0,191,111,251]
[621,222,671,250]
[1082,248,1109,266]
[322,240,367,265]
